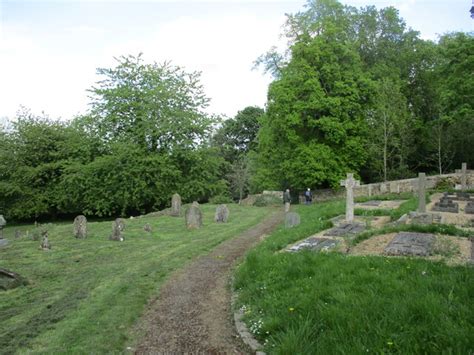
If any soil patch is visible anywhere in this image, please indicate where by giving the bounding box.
[130,210,283,354]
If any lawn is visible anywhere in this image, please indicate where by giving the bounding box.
[234,201,474,354]
[0,204,271,353]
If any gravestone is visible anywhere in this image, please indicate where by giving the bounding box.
[0,268,28,291]
[465,201,474,214]
[185,202,203,229]
[15,230,22,239]
[40,231,51,250]
[417,173,426,213]
[324,223,365,237]
[461,163,467,191]
[73,215,87,239]
[289,237,339,252]
[170,193,182,217]
[384,232,435,256]
[110,218,124,241]
[0,215,6,239]
[285,212,300,228]
[143,223,152,233]
[432,197,459,213]
[340,173,360,222]
[215,204,229,223]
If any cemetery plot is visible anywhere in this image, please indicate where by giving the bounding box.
[425,192,474,226]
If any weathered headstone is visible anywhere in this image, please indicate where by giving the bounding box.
[432,197,459,213]
[461,163,467,191]
[465,201,474,214]
[215,204,229,223]
[384,232,435,256]
[289,237,339,252]
[340,173,360,222]
[285,212,300,228]
[110,218,124,241]
[143,223,152,232]
[40,231,51,250]
[185,202,203,229]
[73,215,87,239]
[0,215,6,239]
[417,172,426,213]
[170,193,182,217]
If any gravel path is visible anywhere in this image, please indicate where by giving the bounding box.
[132,209,283,354]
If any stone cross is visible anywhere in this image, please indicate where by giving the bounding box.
[340,173,360,222]
[417,172,426,213]
[461,163,467,191]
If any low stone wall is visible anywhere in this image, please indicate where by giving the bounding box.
[353,171,474,198]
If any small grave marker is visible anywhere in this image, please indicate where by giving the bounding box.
[73,215,87,239]
[170,193,182,217]
[215,204,229,223]
[285,212,300,228]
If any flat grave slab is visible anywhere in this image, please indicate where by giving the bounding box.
[358,200,382,207]
[288,237,339,252]
[324,223,365,237]
[0,239,9,248]
[384,232,435,257]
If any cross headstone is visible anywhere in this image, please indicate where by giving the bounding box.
[340,173,360,222]
[417,172,426,213]
[461,163,467,191]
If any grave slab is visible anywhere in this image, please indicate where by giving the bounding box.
[384,232,435,256]
[359,200,382,207]
[289,237,340,252]
[323,223,365,237]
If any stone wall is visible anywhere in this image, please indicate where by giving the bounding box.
[353,171,474,198]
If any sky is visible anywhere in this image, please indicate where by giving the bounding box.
[0,0,473,121]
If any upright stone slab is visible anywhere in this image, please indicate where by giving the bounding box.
[0,215,6,239]
[340,173,360,222]
[185,202,203,229]
[285,212,301,228]
[143,223,152,233]
[461,163,467,191]
[73,215,87,239]
[170,193,182,217]
[40,231,51,250]
[110,218,124,241]
[417,173,426,213]
[214,204,229,223]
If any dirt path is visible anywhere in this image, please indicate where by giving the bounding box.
[132,210,283,354]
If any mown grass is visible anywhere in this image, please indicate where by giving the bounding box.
[0,204,271,353]
[234,202,474,354]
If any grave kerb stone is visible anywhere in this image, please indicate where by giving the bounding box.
[340,173,360,222]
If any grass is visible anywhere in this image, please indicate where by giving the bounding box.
[0,204,271,353]
[234,201,474,354]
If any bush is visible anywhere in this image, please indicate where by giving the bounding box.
[209,194,233,204]
[253,194,282,207]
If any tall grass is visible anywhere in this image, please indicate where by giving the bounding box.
[234,201,474,354]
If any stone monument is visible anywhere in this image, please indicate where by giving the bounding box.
[170,193,182,217]
[110,218,124,241]
[185,202,203,229]
[73,215,87,239]
[214,204,229,223]
[340,173,360,222]
[417,172,426,213]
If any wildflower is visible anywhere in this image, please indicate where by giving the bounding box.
[289,307,295,312]
[387,341,394,346]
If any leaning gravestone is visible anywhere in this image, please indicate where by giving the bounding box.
[215,204,229,223]
[0,215,6,239]
[170,193,182,217]
[110,218,124,241]
[384,232,435,256]
[185,202,203,229]
[0,268,28,291]
[73,215,87,239]
[285,212,300,228]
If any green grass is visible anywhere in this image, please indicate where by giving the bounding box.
[234,202,474,354]
[0,204,271,353]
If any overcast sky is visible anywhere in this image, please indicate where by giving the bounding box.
[0,0,473,121]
